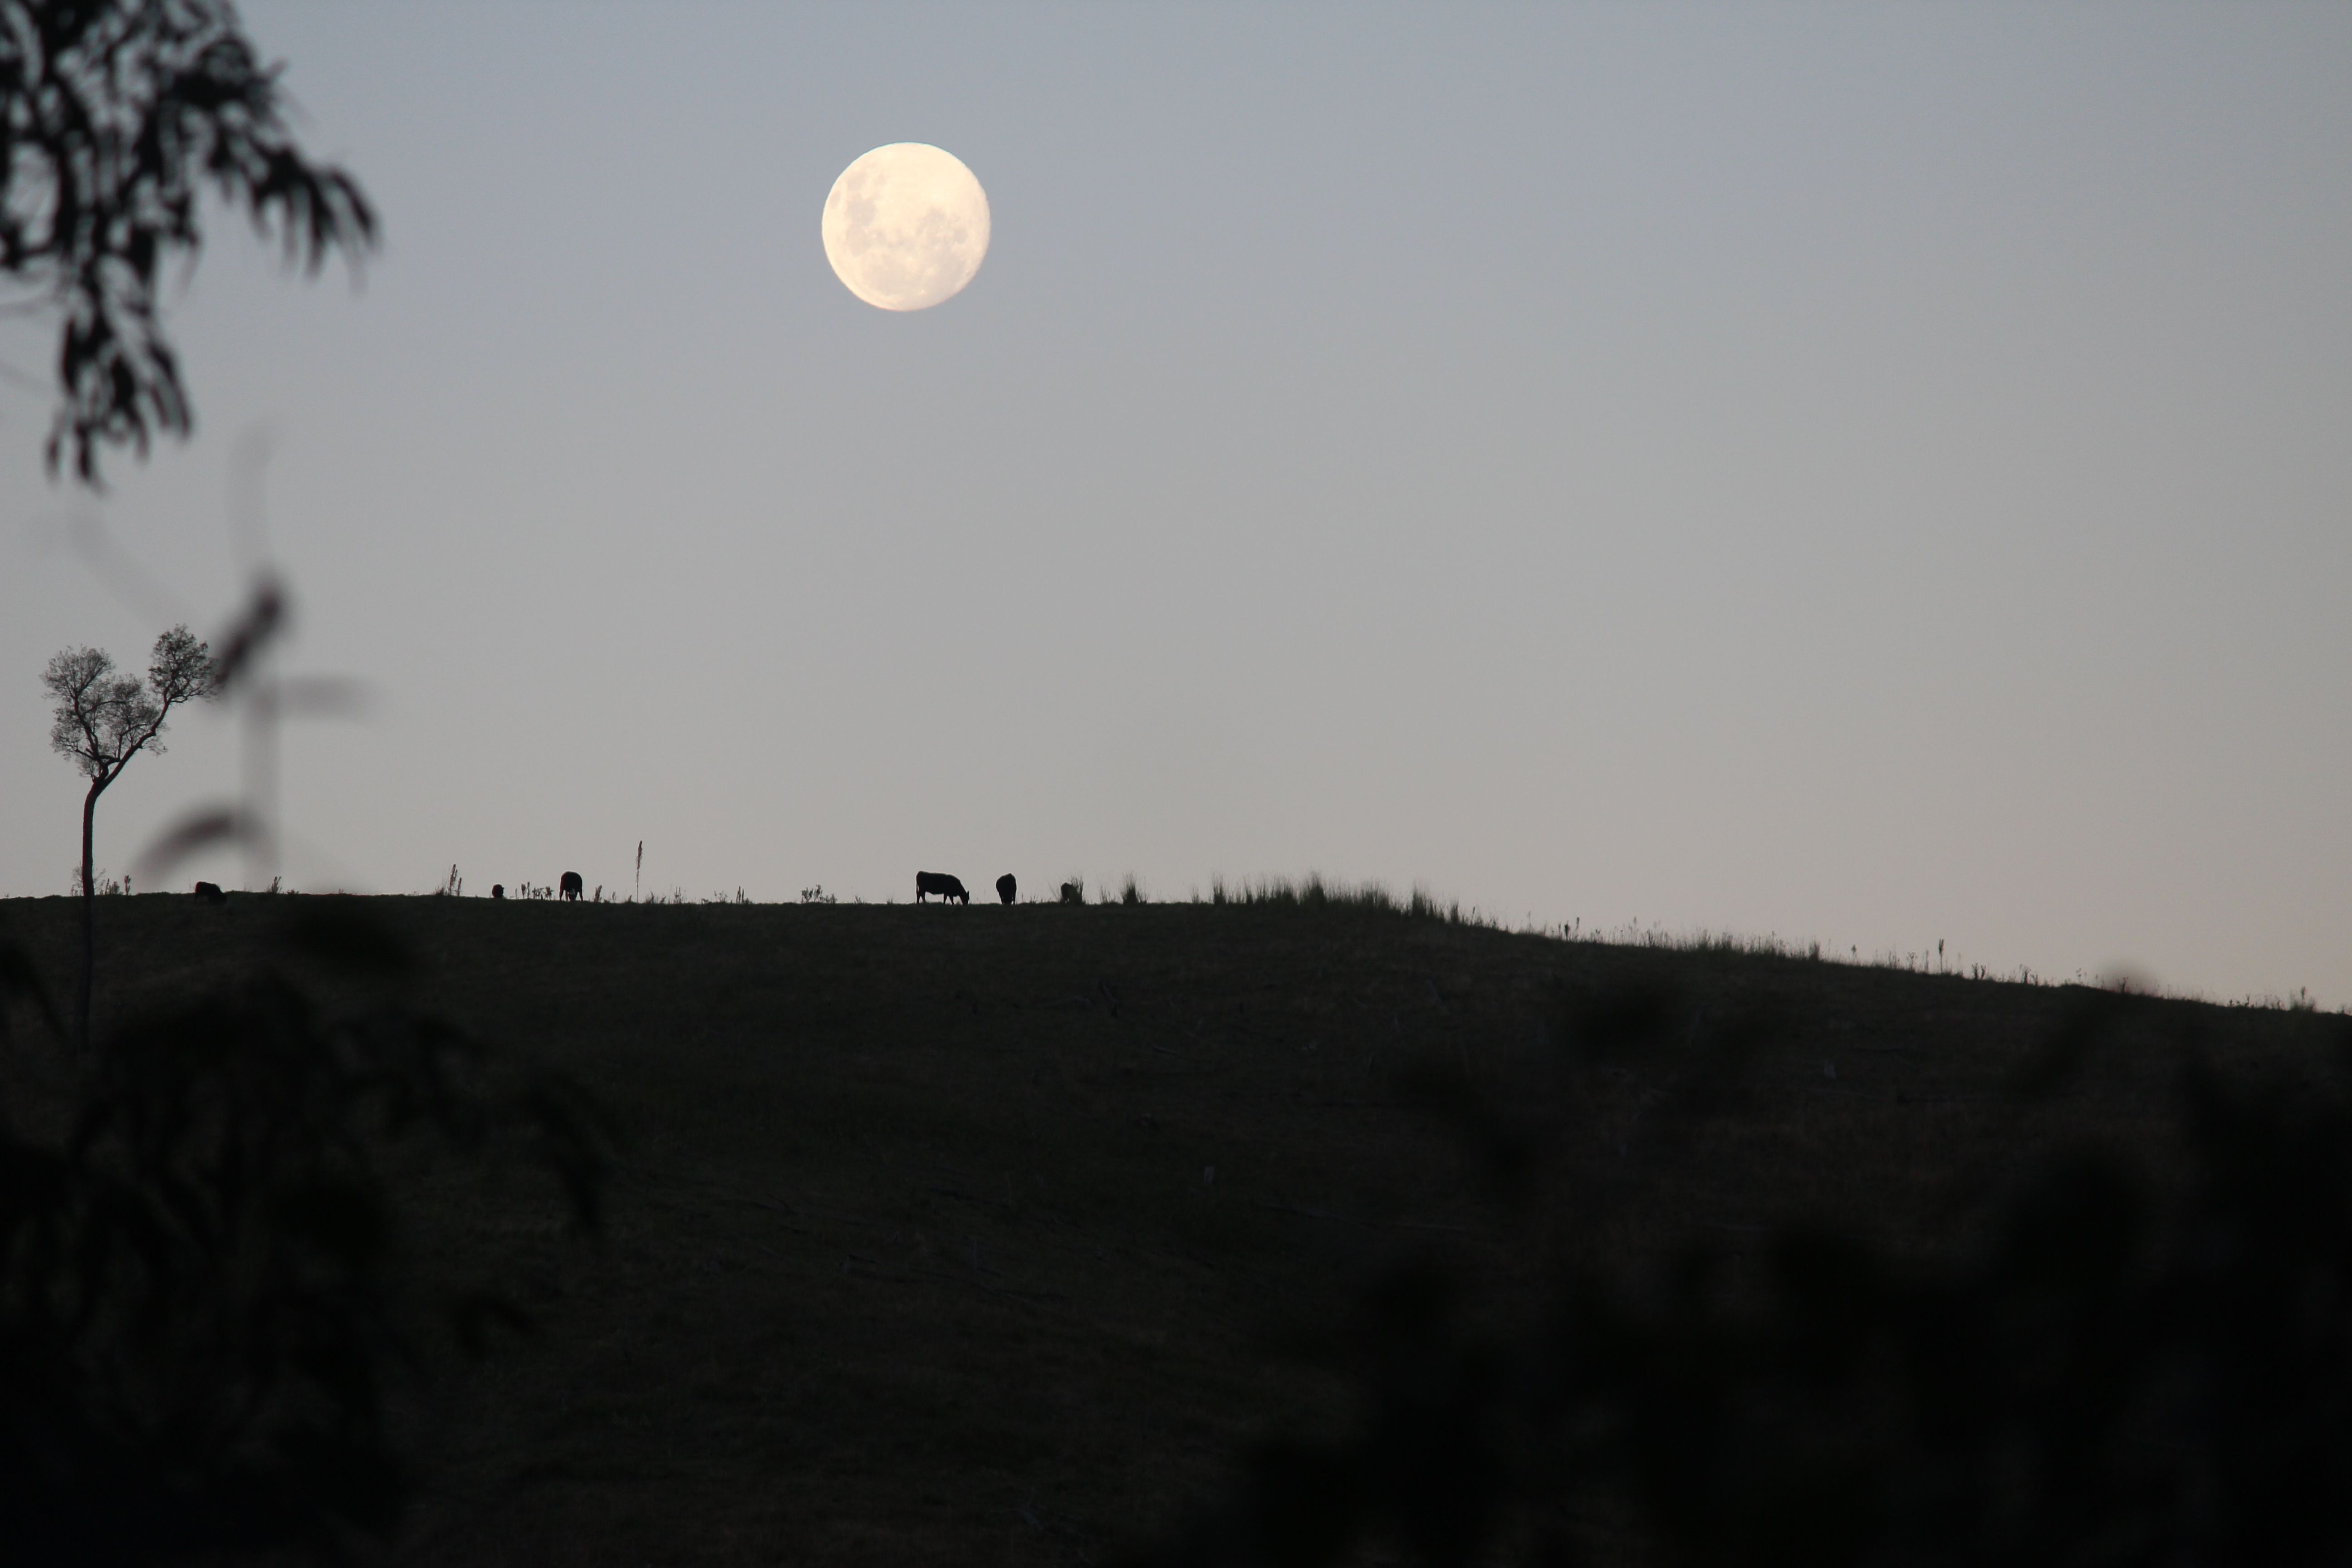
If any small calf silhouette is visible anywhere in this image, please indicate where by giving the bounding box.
[1060,882,1083,905]
[491,884,506,900]
[193,881,227,906]
[915,872,970,905]
[997,873,1017,905]
[560,871,583,902]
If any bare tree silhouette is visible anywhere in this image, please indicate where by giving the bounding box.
[43,626,217,1047]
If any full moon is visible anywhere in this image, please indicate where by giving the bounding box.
[821,144,990,312]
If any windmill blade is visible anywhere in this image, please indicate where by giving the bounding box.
[133,806,265,881]
[266,675,373,719]
[209,575,288,694]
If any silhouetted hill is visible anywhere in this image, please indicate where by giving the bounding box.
[2,893,2340,1566]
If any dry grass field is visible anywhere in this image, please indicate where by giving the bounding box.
[2,892,2342,1566]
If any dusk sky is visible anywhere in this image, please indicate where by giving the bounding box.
[3,4,2347,1007]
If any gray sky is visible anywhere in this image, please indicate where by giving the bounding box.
[5,3,2348,1006]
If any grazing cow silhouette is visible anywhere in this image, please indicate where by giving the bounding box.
[560,871,583,902]
[192,881,227,906]
[915,872,969,905]
[491,884,506,900]
[996,873,1017,905]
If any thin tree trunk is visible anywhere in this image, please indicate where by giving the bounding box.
[78,778,101,1051]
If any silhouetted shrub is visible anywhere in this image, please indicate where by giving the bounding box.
[1137,996,2352,1568]
[1200,875,1472,924]
[0,906,611,1567]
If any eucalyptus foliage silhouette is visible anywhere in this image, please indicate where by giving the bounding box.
[0,906,613,1567]
[0,0,376,484]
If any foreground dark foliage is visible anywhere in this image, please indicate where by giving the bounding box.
[1143,993,2352,1568]
[0,0,375,484]
[0,906,609,1567]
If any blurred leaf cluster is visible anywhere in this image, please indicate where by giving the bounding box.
[0,907,610,1567]
[0,0,374,485]
[1142,992,2352,1568]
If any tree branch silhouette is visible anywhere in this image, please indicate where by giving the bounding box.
[0,0,377,485]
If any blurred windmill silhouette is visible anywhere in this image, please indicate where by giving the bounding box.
[136,431,370,892]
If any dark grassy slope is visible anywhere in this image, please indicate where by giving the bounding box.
[3,894,2342,1566]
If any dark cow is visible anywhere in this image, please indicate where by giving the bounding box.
[915,872,969,905]
[491,884,506,900]
[560,871,583,902]
[996,873,1017,905]
[192,881,228,906]
[1059,881,1083,905]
